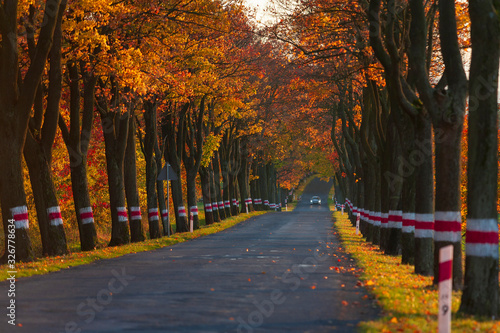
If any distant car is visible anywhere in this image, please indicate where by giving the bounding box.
[310,196,321,205]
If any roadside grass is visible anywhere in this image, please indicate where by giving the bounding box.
[0,211,266,282]
[332,211,500,333]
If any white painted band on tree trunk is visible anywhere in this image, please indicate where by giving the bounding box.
[47,206,64,226]
[434,211,461,242]
[117,207,128,222]
[435,211,461,222]
[374,212,381,227]
[465,218,499,258]
[178,206,187,217]
[402,212,416,233]
[11,205,29,229]
[224,200,231,207]
[204,203,212,212]
[388,210,403,229]
[466,243,499,258]
[190,206,199,216]
[148,208,159,221]
[212,202,218,210]
[434,232,462,243]
[466,218,498,232]
[130,206,142,220]
[79,207,95,225]
[161,209,168,219]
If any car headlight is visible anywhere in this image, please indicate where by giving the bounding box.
[318,200,321,204]
[310,200,313,204]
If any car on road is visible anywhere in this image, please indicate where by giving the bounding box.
[310,196,321,205]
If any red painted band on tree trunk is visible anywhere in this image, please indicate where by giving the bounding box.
[465,230,498,244]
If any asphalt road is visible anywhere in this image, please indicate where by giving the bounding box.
[0,178,379,333]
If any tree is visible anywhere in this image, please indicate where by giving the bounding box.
[0,0,62,262]
[23,0,68,256]
[409,0,468,290]
[58,61,98,252]
[459,0,499,316]
[96,78,131,246]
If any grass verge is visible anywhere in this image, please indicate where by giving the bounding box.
[332,211,500,333]
[1,211,266,282]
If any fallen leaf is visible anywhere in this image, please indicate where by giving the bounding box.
[342,300,349,306]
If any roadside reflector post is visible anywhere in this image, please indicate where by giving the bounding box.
[189,212,193,233]
[245,202,249,214]
[341,204,344,215]
[356,213,360,235]
[438,245,453,333]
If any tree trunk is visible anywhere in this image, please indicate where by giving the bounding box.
[155,141,170,236]
[383,117,403,255]
[0,139,34,262]
[238,141,253,213]
[221,152,233,218]
[414,113,434,276]
[459,0,499,316]
[213,151,226,220]
[60,62,98,252]
[101,113,130,246]
[24,134,68,256]
[199,166,214,225]
[259,162,270,210]
[432,126,463,290]
[210,164,221,222]
[125,116,145,242]
[400,115,416,265]
[143,101,161,239]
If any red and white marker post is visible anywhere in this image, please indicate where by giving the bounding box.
[189,211,194,233]
[356,213,360,235]
[341,204,344,215]
[438,245,453,333]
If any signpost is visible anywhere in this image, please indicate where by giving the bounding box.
[158,163,178,237]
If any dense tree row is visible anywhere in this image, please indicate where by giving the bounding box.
[0,0,300,264]
[268,0,498,318]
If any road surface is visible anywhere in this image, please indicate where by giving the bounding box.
[0,178,379,332]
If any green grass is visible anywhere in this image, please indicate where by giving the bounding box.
[0,211,266,281]
[332,211,500,333]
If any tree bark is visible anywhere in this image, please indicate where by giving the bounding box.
[98,84,130,246]
[459,0,499,316]
[142,101,161,239]
[124,115,145,242]
[59,61,98,251]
